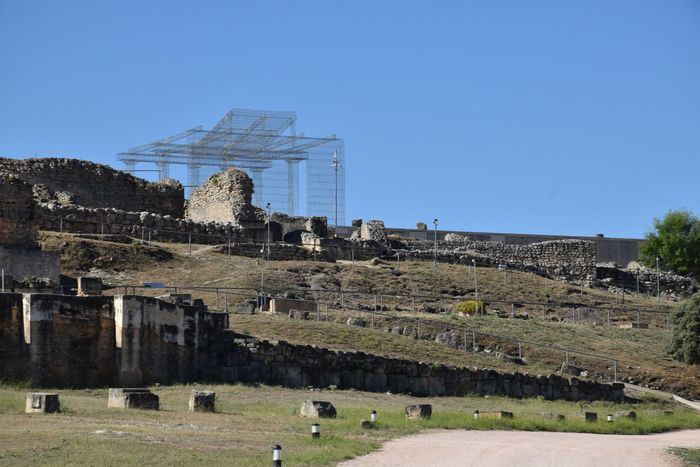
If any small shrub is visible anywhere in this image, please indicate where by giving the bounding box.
[666,293,700,364]
[454,299,486,315]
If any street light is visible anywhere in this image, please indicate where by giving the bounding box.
[331,151,341,234]
[266,202,272,260]
[433,218,438,270]
[656,256,661,305]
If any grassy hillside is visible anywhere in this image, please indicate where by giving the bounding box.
[39,232,699,398]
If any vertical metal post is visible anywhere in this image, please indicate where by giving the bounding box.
[544,273,548,295]
[416,319,420,339]
[656,256,661,305]
[412,296,415,313]
[101,223,104,236]
[216,289,219,309]
[227,235,231,256]
[331,151,340,231]
[374,294,378,311]
[472,333,476,352]
[433,219,438,270]
[224,292,228,312]
[636,307,640,329]
[510,303,514,318]
[565,351,569,364]
[340,291,344,309]
[518,341,522,359]
[541,304,545,320]
[1,269,4,293]
[141,228,145,245]
[316,302,320,322]
[613,360,617,382]
[148,229,151,244]
[371,310,374,330]
[636,269,640,296]
[463,329,467,352]
[325,304,328,322]
[472,259,478,302]
[188,234,192,255]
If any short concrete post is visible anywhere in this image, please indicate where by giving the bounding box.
[272,444,282,467]
[311,423,320,439]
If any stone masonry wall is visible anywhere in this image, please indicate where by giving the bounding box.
[0,173,37,248]
[201,338,624,402]
[0,293,623,401]
[0,157,184,217]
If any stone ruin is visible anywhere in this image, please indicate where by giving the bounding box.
[0,157,184,217]
[185,168,265,228]
[0,172,60,286]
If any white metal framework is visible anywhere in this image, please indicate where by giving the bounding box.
[117,108,345,222]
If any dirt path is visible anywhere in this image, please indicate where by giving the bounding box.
[340,429,700,467]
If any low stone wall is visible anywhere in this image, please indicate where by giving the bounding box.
[0,173,36,248]
[35,202,251,244]
[0,157,184,217]
[1,293,624,401]
[201,338,624,402]
[402,237,597,281]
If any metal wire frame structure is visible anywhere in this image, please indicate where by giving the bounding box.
[117,108,346,223]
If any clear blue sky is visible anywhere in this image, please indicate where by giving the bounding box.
[1,1,698,238]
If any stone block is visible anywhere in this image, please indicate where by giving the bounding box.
[360,419,373,429]
[480,410,514,419]
[540,412,565,421]
[189,390,216,413]
[269,298,317,315]
[25,393,60,414]
[77,277,102,296]
[300,400,336,418]
[560,362,585,376]
[289,310,310,320]
[584,412,597,422]
[108,388,159,410]
[405,404,432,419]
[615,410,637,420]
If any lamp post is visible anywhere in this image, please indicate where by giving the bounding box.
[266,202,271,260]
[433,218,438,270]
[656,256,660,305]
[331,151,341,235]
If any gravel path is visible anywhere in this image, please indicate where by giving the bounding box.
[340,429,700,467]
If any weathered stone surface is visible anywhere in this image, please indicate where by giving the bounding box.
[0,157,184,217]
[189,390,216,412]
[560,363,585,376]
[615,410,637,420]
[300,400,337,418]
[289,310,310,320]
[584,412,598,422]
[360,220,388,245]
[108,388,159,410]
[346,317,366,327]
[360,419,373,429]
[186,169,265,227]
[540,412,565,421]
[25,393,60,413]
[269,298,317,315]
[405,404,432,419]
[77,277,102,296]
[0,172,37,248]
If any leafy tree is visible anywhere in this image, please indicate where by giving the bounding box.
[640,210,700,277]
[666,293,700,364]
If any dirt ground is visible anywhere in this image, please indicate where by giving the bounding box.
[340,429,700,467]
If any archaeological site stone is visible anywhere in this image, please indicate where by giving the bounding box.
[405,404,432,419]
[77,277,102,296]
[584,412,598,422]
[108,388,159,410]
[25,393,60,414]
[300,400,337,418]
[360,220,388,245]
[189,390,216,413]
[540,412,565,421]
[480,410,514,419]
[615,410,637,420]
[0,172,37,248]
[185,168,265,228]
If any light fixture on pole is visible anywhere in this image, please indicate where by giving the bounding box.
[433,218,439,270]
[331,151,341,234]
[265,202,272,260]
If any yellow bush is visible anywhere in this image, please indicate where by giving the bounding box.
[454,299,486,315]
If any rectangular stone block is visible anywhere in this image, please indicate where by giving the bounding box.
[269,298,317,315]
[25,393,60,413]
[189,390,216,412]
[108,388,159,410]
[585,412,598,422]
[300,400,336,418]
[405,404,432,419]
[77,277,102,296]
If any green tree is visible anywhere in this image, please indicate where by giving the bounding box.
[666,293,700,364]
[640,210,700,277]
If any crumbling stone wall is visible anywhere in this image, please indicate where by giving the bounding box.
[0,157,184,217]
[0,173,36,248]
[403,235,597,281]
[201,338,624,402]
[186,169,265,228]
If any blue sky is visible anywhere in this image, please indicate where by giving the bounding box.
[1,1,698,238]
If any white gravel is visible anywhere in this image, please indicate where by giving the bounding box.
[339,429,700,467]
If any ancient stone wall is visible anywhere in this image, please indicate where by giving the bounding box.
[0,292,623,401]
[0,173,36,248]
[0,157,184,217]
[186,169,265,228]
[403,236,597,281]
[0,248,61,284]
[200,338,624,402]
